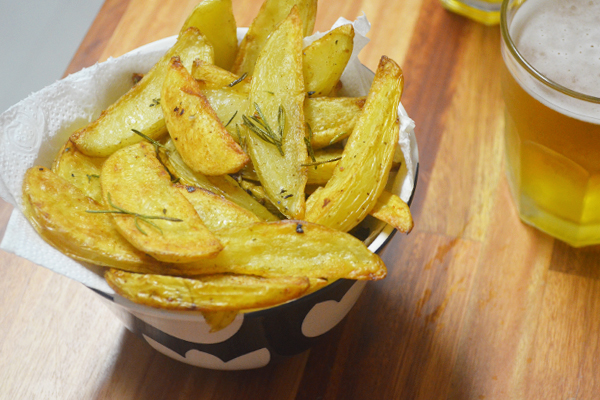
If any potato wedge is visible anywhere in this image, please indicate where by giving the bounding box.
[71,28,214,157]
[185,220,387,280]
[22,166,165,273]
[244,8,307,219]
[303,24,354,97]
[305,96,365,149]
[191,60,251,94]
[161,57,248,176]
[101,141,223,263]
[231,0,318,76]
[174,184,261,230]
[200,88,248,140]
[201,310,239,332]
[161,138,278,221]
[52,139,105,204]
[305,56,404,232]
[105,269,310,311]
[180,0,237,70]
[370,190,414,233]
[236,178,284,218]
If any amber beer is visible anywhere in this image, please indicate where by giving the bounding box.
[500,0,600,247]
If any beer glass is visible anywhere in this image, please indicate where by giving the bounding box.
[500,0,600,247]
[439,0,502,25]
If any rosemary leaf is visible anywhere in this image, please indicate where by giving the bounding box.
[224,110,238,127]
[86,192,182,235]
[228,72,247,87]
[301,156,342,167]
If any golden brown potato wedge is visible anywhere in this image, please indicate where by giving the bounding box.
[370,190,413,233]
[201,310,239,332]
[305,96,365,149]
[22,166,165,272]
[161,57,248,176]
[161,138,278,221]
[200,89,248,140]
[105,269,310,311]
[52,139,105,204]
[191,60,251,94]
[244,8,307,219]
[303,24,354,97]
[179,0,237,70]
[231,0,318,76]
[71,28,214,158]
[100,141,223,263]
[305,56,404,232]
[174,184,261,230]
[185,220,387,281]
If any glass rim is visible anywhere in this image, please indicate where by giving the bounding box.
[500,0,600,104]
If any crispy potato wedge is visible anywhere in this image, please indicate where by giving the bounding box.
[161,138,278,221]
[244,8,307,219]
[105,269,310,311]
[305,56,404,232]
[370,190,414,233]
[305,96,365,149]
[191,60,251,94]
[303,24,354,97]
[22,166,165,272]
[161,57,248,176]
[180,0,237,70]
[201,310,239,332]
[185,220,387,280]
[231,0,318,76]
[174,184,261,230]
[71,28,214,158]
[101,141,223,262]
[52,139,105,204]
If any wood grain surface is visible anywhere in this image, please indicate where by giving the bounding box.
[1,0,599,399]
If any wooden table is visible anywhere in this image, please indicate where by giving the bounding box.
[2,0,599,398]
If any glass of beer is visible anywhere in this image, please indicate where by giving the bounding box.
[439,0,502,25]
[500,0,600,247]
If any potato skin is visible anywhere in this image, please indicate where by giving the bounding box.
[101,141,223,263]
[305,56,404,232]
[161,57,248,176]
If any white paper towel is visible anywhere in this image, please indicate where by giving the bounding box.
[0,16,417,295]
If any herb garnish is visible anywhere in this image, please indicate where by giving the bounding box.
[87,193,182,235]
[131,129,180,183]
[149,98,161,107]
[242,103,285,156]
[301,156,342,167]
[329,131,348,145]
[228,72,247,87]
[86,174,100,183]
[304,122,316,168]
[224,110,238,127]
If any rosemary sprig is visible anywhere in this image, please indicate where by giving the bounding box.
[304,123,316,168]
[301,156,342,167]
[242,103,285,156]
[131,129,179,183]
[131,129,168,150]
[228,72,247,87]
[235,124,247,152]
[224,110,238,127]
[86,174,100,183]
[329,131,348,145]
[149,98,161,107]
[86,193,182,235]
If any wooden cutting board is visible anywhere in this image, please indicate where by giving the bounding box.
[1,0,599,398]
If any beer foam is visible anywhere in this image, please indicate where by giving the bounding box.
[504,0,600,123]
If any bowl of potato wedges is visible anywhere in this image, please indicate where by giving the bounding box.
[4,0,418,370]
